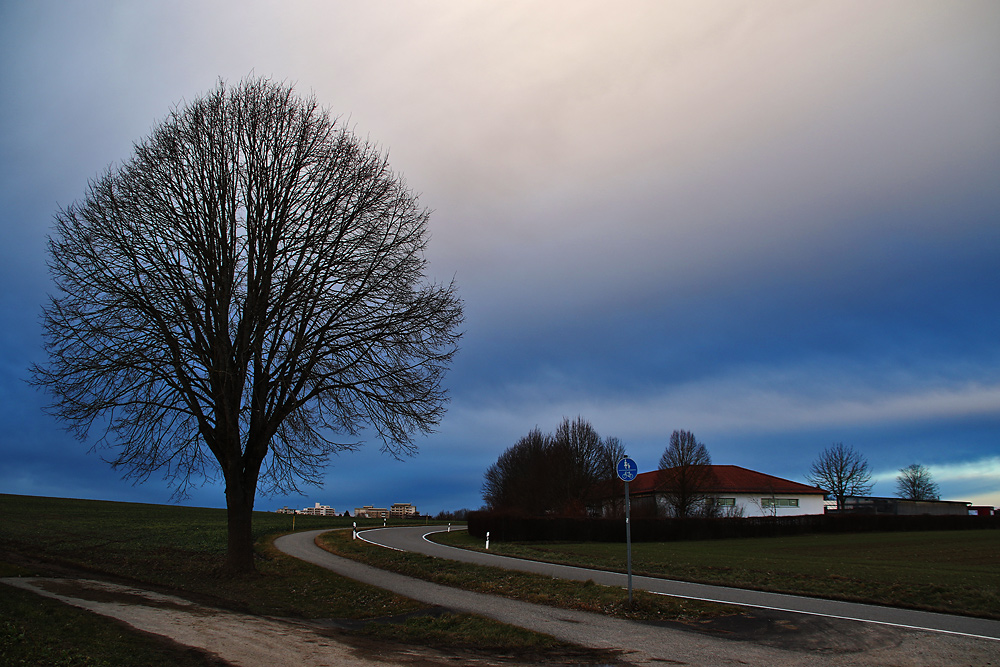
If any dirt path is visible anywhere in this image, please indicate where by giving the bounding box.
[2,577,449,667]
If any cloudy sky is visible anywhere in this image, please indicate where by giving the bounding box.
[2,1,998,514]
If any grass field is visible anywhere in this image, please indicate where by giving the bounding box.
[318,529,736,623]
[0,493,418,619]
[3,493,997,665]
[433,528,1000,619]
[0,494,607,665]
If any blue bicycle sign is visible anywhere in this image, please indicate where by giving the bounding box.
[616,457,637,482]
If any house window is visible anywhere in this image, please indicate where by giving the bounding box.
[714,497,736,506]
[761,498,799,508]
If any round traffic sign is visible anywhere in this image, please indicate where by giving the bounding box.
[617,457,637,482]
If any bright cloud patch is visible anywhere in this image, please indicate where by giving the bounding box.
[453,370,1000,442]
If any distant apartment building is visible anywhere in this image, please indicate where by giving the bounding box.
[275,502,336,516]
[300,502,337,516]
[354,505,388,519]
[390,502,417,518]
[354,503,419,519]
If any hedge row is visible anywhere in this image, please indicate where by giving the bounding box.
[467,511,999,543]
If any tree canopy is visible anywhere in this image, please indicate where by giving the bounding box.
[806,443,873,509]
[31,78,463,572]
[896,463,940,501]
[656,429,712,518]
[482,417,624,516]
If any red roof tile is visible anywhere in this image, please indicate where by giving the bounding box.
[628,465,825,495]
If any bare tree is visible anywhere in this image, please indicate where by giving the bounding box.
[747,480,779,517]
[30,78,463,574]
[657,429,712,518]
[549,417,606,515]
[482,427,550,513]
[895,464,940,501]
[807,443,873,510]
[482,418,623,516]
[596,436,628,518]
[600,436,627,484]
[704,500,744,519]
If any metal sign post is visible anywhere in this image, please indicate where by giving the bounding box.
[625,479,632,605]
[617,457,637,606]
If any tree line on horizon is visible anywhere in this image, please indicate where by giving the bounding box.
[806,442,941,506]
[481,423,944,518]
[481,417,625,516]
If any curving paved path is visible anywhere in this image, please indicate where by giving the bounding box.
[275,528,1000,666]
[360,525,1000,641]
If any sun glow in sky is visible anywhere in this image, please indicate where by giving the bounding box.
[1,1,998,512]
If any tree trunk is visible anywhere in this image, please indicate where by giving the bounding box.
[224,473,257,575]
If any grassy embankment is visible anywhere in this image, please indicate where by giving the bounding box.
[0,494,601,666]
[318,528,733,623]
[431,528,1000,619]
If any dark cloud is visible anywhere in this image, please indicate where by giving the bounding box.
[1,1,998,512]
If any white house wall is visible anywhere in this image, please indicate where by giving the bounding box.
[654,493,825,517]
[734,493,825,517]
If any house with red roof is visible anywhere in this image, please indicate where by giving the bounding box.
[605,464,827,518]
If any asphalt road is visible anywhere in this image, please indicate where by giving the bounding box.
[359,525,1000,642]
[274,527,1000,666]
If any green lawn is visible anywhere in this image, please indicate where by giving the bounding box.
[435,529,1000,619]
[0,494,608,665]
[0,493,419,618]
[319,529,737,624]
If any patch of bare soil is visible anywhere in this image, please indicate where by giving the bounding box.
[328,629,627,667]
[667,607,914,656]
[295,608,626,665]
[2,577,627,667]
